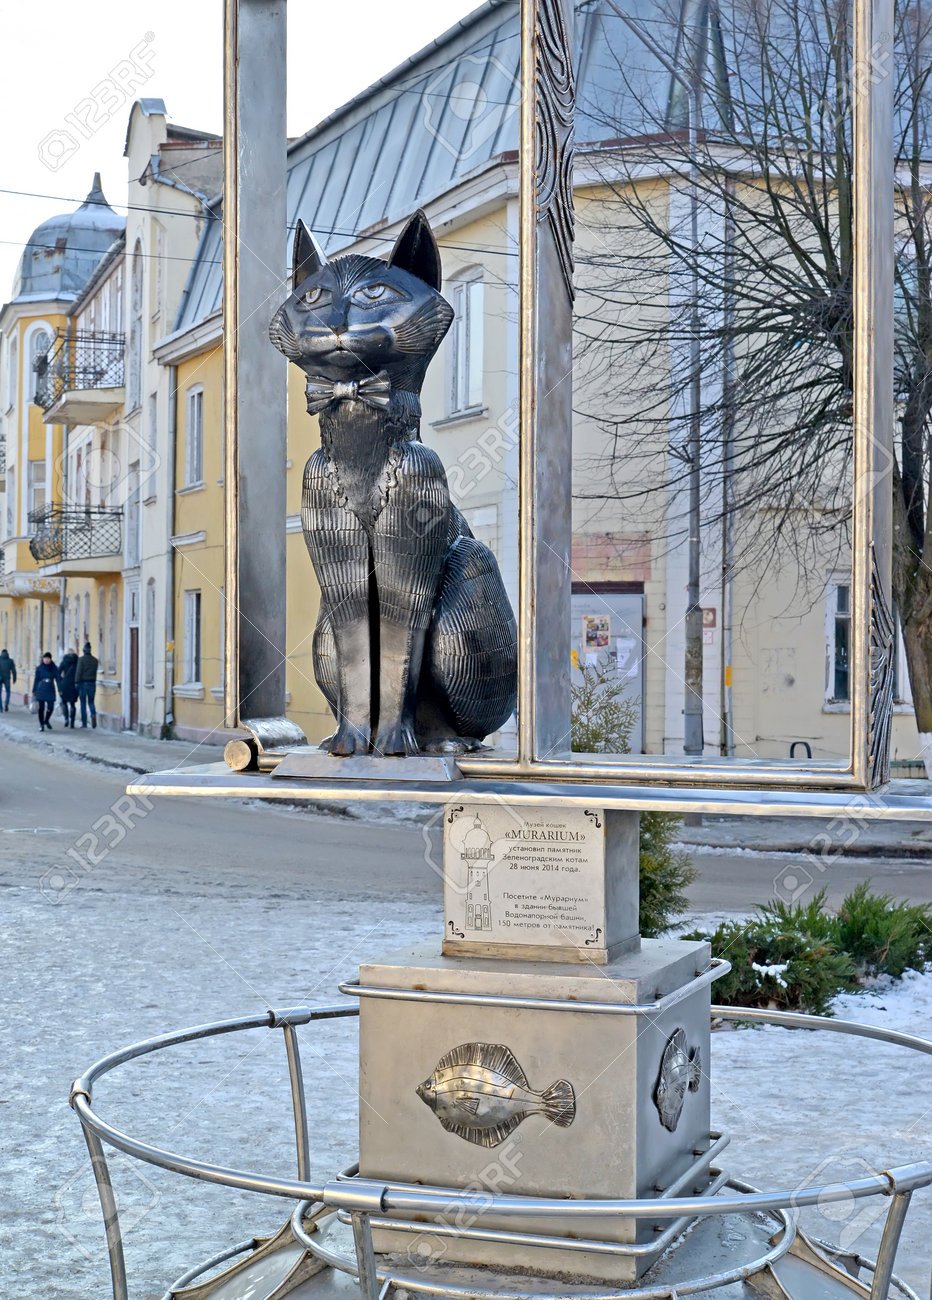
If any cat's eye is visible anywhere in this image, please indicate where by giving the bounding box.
[301,285,328,309]
[352,282,406,307]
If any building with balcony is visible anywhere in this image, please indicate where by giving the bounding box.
[36,328,125,424]
[0,101,220,731]
[0,175,123,688]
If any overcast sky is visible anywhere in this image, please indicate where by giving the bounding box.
[0,0,476,299]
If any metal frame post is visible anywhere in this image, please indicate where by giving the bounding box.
[517,0,576,763]
[851,0,896,788]
[223,0,306,760]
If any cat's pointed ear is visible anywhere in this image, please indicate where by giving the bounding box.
[292,220,326,289]
[388,210,443,290]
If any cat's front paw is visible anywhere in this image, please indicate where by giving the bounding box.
[327,722,371,756]
[374,719,419,757]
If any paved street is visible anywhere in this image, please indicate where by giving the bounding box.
[2,736,931,1296]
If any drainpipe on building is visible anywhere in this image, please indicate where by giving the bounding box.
[161,365,177,739]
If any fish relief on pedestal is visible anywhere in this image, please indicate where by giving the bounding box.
[653,1028,702,1132]
[417,1042,577,1148]
[269,211,517,757]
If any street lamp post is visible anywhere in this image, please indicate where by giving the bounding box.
[606,1,705,754]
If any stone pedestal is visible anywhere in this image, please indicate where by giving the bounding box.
[442,805,638,964]
[357,937,715,1283]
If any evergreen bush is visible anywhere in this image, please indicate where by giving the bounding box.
[830,882,931,978]
[687,885,931,1015]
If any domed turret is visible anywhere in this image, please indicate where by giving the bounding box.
[461,814,493,862]
[12,173,124,302]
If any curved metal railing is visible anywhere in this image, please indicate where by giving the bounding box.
[69,1002,932,1300]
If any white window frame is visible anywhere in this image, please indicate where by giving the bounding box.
[448,271,484,416]
[825,575,912,710]
[108,584,118,673]
[6,333,18,410]
[144,579,156,687]
[145,391,158,501]
[185,386,204,486]
[183,589,202,685]
[98,584,106,665]
[128,240,144,411]
[27,459,46,517]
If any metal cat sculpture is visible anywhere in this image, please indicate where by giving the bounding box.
[269,211,517,756]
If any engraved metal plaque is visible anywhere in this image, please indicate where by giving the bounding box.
[441,804,638,962]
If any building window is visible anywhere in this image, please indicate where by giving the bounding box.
[31,330,51,404]
[153,222,165,320]
[827,582,850,702]
[449,273,483,415]
[128,240,143,410]
[145,392,158,500]
[826,581,912,709]
[6,334,17,410]
[144,580,156,687]
[185,387,204,486]
[98,584,106,663]
[27,460,46,516]
[108,585,118,673]
[183,589,202,684]
[83,593,90,646]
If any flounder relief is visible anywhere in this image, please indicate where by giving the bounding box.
[416,1042,576,1148]
[653,1028,702,1132]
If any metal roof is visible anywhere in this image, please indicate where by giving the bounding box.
[175,0,679,334]
[11,174,125,305]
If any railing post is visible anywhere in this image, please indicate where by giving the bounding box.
[281,1022,311,1182]
[350,1210,381,1300]
[79,1122,129,1300]
[869,1189,912,1300]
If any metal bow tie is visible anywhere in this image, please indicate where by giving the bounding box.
[305,371,391,414]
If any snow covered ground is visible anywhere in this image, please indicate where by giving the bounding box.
[1,736,928,1300]
[5,870,930,1299]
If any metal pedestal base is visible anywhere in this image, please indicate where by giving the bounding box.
[164,1204,917,1300]
[69,1005,932,1300]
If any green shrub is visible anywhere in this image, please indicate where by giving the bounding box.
[688,884,930,1015]
[570,657,640,754]
[570,656,696,937]
[684,908,857,1016]
[830,882,932,979]
[639,812,697,937]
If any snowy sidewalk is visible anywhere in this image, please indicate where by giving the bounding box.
[0,702,210,775]
[675,808,932,860]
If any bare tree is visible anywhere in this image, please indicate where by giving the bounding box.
[574,0,932,767]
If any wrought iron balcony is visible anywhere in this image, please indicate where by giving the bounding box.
[35,329,125,422]
[28,504,123,572]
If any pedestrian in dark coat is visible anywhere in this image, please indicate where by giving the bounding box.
[59,647,78,728]
[0,649,15,711]
[75,641,99,728]
[32,652,60,731]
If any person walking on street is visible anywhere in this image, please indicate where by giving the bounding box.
[75,641,99,729]
[32,652,59,731]
[0,649,15,711]
[59,646,78,728]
